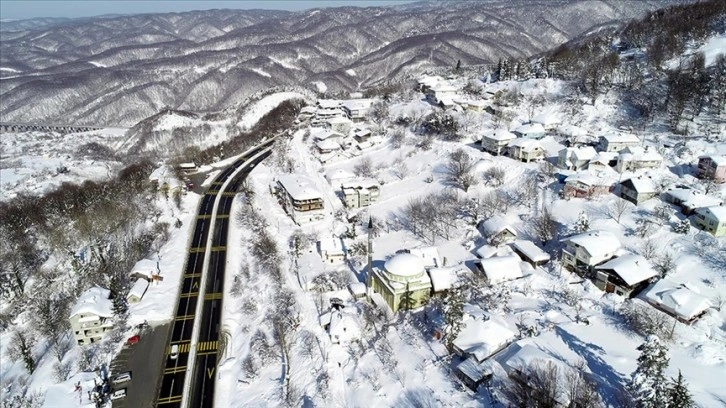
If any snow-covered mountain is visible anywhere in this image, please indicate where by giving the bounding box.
[0,1,677,127]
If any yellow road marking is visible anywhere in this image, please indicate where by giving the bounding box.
[190,246,226,253]
[197,341,218,351]
[197,214,229,219]
[174,315,195,321]
[179,292,198,298]
[184,273,201,278]
[196,350,217,356]
[163,366,186,374]
[222,192,237,197]
[207,190,219,194]
[157,395,183,404]
[168,342,191,354]
[204,292,223,300]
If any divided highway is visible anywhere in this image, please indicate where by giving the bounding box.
[155,142,273,408]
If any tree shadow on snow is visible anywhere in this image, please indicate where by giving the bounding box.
[553,325,629,407]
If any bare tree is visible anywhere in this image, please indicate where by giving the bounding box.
[502,360,561,408]
[530,206,558,245]
[353,157,374,178]
[482,166,506,187]
[609,198,632,224]
[443,148,478,192]
[565,362,604,408]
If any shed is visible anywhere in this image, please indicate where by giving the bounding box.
[474,255,527,284]
[509,240,550,266]
[126,279,149,303]
[642,279,711,324]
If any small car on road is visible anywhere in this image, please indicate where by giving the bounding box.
[170,344,179,360]
[112,372,132,385]
[126,335,140,345]
[110,388,127,400]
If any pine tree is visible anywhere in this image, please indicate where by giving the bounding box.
[444,287,465,352]
[110,274,128,316]
[573,211,590,234]
[669,370,694,408]
[455,59,462,71]
[673,219,690,234]
[629,335,670,408]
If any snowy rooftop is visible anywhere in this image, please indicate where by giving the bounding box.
[590,152,619,163]
[564,230,620,258]
[510,240,550,263]
[149,165,172,181]
[384,253,425,277]
[531,113,561,126]
[699,155,726,165]
[341,99,373,111]
[326,116,353,125]
[475,244,513,259]
[456,357,494,383]
[695,205,726,221]
[513,123,545,135]
[643,279,712,321]
[430,82,458,92]
[408,246,441,269]
[319,237,345,254]
[480,215,516,237]
[341,177,379,189]
[326,168,355,183]
[317,99,342,108]
[482,128,516,141]
[277,174,323,201]
[127,278,149,300]
[316,139,341,150]
[619,146,663,162]
[622,177,657,194]
[454,311,516,362]
[508,138,543,151]
[596,253,658,287]
[561,146,597,162]
[315,131,344,141]
[558,124,587,137]
[477,255,525,284]
[428,265,466,293]
[665,188,722,208]
[564,173,609,187]
[601,133,640,144]
[70,286,113,318]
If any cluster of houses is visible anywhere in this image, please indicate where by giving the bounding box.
[298,98,384,164]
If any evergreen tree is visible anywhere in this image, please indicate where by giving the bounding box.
[444,287,465,352]
[455,59,461,71]
[669,370,694,408]
[110,273,128,316]
[573,211,590,234]
[673,219,690,234]
[629,335,670,408]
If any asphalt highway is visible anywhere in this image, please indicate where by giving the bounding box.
[154,143,272,408]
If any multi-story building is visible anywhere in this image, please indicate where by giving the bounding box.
[598,134,640,152]
[692,205,726,237]
[276,175,325,225]
[342,178,380,208]
[696,155,726,183]
[480,129,516,156]
[561,230,621,276]
[69,286,114,345]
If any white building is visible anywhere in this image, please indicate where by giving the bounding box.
[643,279,712,324]
[598,134,640,152]
[474,255,528,284]
[276,175,325,225]
[480,129,516,156]
[342,178,380,208]
[318,237,346,264]
[513,123,546,139]
[325,168,356,188]
[319,309,361,344]
[692,205,726,237]
[561,230,621,275]
[557,146,597,170]
[615,146,663,172]
[453,305,516,362]
[70,286,114,345]
[341,99,374,121]
[507,138,545,162]
[325,116,353,135]
[126,279,149,303]
[479,216,517,246]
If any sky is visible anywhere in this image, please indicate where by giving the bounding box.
[0,0,419,20]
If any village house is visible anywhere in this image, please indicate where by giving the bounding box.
[425,82,458,105]
[316,139,342,154]
[319,308,361,344]
[512,123,546,139]
[563,173,613,199]
[370,252,433,313]
[298,106,317,120]
[587,152,619,171]
[692,205,726,237]
[509,240,550,266]
[318,237,346,264]
[325,168,356,188]
[662,188,723,215]
[643,279,712,324]
[531,113,561,131]
[70,286,114,345]
[341,99,374,121]
[416,75,445,93]
[428,265,466,295]
[557,146,597,170]
[475,244,514,260]
[479,216,517,246]
[126,279,149,303]
[480,129,516,156]
[473,255,529,285]
[341,178,380,208]
[615,146,663,172]
[594,253,658,297]
[353,127,372,143]
[325,116,353,135]
[507,138,545,163]
[275,174,325,225]
[696,155,726,183]
[598,133,641,152]
[176,162,197,176]
[457,99,488,112]
[316,99,342,109]
[561,230,621,275]
[619,177,658,205]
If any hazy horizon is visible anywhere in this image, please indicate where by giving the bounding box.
[0,0,419,20]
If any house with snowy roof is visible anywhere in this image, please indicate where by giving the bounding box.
[425,82,458,104]
[662,188,723,215]
[619,176,658,205]
[475,244,514,259]
[126,279,149,303]
[587,152,618,171]
[319,309,361,344]
[316,139,342,154]
[276,174,325,225]
[561,230,621,275]
[598,133,640,152]
[615,146,663,172]
[428,265,467,294]
[342,178,380,208]
[531,113,561,131]
[479,216,517,246]
[692,205,726,236]
[594,253,658,297]
[325,168,356,188]
[642,279,712,324]
[507,138,545,163]
[480,129,516,156]
[318,237,346,264]
[696,155,726,183]
[324,116,353,135]
[341,99,374,121]
[416,75,445,92]
[473,255,528,285]
[70,286,114,345]
[513,123,546,139]
[509,240,550,266]
[370,252,433,313]
[563,173,613,199]
[557,146,597,170]
[353,127,372,143]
